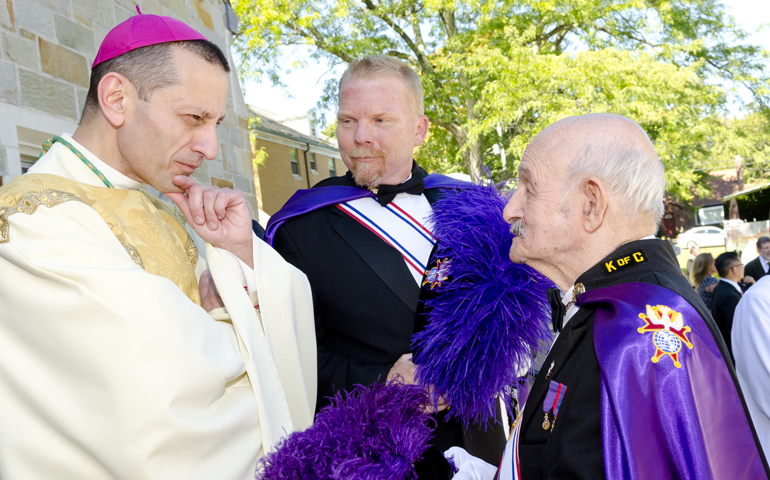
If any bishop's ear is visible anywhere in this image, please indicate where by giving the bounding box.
[97,72,129,128]
[582,177,608,233]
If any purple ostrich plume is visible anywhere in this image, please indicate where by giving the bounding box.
[411,181,553,425]
[256,382,434,480]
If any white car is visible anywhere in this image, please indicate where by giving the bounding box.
[676,226,726,248]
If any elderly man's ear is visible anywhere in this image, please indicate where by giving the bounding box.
[582,177,608,233]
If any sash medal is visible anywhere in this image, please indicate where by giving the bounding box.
[543,381,567,431]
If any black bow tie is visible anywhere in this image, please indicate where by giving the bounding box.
[374,174,425,206]
[547,288,565,333]
[347,161,426,206]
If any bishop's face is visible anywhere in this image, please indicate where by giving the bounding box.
[117,47,228,193]
[336,76,428,188]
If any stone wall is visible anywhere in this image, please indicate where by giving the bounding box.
[0,0,258,215]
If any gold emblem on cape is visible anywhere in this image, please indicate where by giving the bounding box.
[637,305,693,368]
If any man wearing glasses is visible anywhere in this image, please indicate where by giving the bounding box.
[712,251,756,360]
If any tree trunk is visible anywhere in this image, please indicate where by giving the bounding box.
[461,134,483,182]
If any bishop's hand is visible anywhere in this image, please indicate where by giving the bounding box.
[166,176,254,268]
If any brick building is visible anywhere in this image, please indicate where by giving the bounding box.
[250,106,343,216]
[0,0,259,215]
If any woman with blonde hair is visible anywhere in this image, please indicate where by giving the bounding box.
[691,252,719,306]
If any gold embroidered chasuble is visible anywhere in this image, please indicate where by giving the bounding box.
[0,137,316,480]
[0,174,201,305]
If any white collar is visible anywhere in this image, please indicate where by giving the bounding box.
[561,285,575,308]
[760,256,769,269]
[720,277,743,294]
[60,134,142,190]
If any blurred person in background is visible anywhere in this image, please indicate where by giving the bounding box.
[691,252,718,307]
[745,236,770,281]
[687,244,700,276]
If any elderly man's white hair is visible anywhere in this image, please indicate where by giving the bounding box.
[563,114,666,227]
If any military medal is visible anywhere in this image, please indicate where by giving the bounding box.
[543,380,568,432]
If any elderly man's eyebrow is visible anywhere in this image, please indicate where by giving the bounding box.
[517,164,533,183]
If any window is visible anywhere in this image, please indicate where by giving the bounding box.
[329,158,336,177]
[290,148,300,176]
[309,152,317,172]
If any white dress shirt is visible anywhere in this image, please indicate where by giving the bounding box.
[720,277,743,295]
[732,275,770,453]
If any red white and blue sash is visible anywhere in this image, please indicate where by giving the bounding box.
[497,409,523,480]
[336,196,436,284]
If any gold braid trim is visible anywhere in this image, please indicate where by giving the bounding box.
[185,236,198,270]
[120,242,145,269]
[0,189,86,244]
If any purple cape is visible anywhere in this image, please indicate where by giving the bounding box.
[578,282,768,479]
[264,173,469,246]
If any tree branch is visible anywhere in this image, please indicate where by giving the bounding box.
[429,116,464,140]
[440,9,457,38]
[360,0,435,76]
[289,22,357,63]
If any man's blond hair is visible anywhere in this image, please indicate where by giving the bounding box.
[338,55,424,116]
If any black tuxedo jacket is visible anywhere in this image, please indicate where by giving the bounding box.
[273,171,444,407]
[745,256,768,282]
[516,239,736,479]
[272,168,505,470]
[711,280,742,359]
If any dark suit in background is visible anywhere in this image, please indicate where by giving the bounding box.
[745,256,768,282]
[712,280,742,360]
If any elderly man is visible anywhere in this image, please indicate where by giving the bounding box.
[451,114,769,479]
[0,12,315,480]
[265,55,505,477]
[745,236,770,281]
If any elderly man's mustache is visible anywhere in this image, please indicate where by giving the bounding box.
[509,218,526,238]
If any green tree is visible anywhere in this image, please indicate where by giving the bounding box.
[233,0,768,199]
[708,113,770,185]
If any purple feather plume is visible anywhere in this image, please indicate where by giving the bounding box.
[412,182,553,425]
[256,382,434,480]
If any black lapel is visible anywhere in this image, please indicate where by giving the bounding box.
[521,316,587,433]
[424,187,443,205]
[332,209,421,313]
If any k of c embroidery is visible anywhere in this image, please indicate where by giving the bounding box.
[637,304,693,368]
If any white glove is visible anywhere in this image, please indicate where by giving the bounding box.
[444,446,498,480]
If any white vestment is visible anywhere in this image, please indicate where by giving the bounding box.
[733,274,770,454]
[0,137,316,479]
